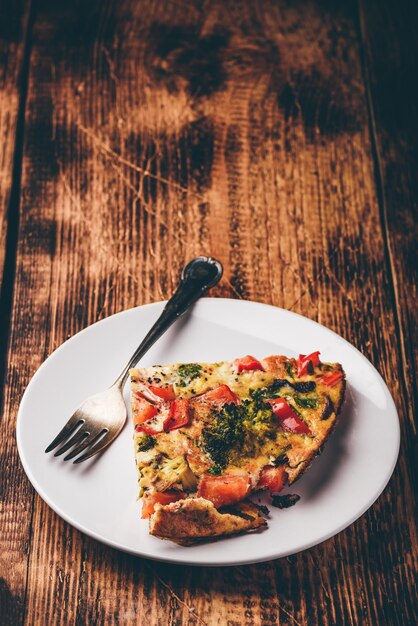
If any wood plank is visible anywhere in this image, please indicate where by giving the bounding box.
[0,0,32,377]
[358,0,417,435]
[0,0,29,285]
[1,0,416,624]
[0,1,33,624]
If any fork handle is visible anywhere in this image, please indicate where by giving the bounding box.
[114,256,223,388]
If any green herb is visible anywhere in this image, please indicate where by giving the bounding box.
[285,362,295,379]
[266,379,290,395]
[207,465,223,475]
[176,363,202,387]
[249,387,270,407]
[294,395,318,409]
[293,381,316,393]
[249,380,287,407]
[137,434,156,452]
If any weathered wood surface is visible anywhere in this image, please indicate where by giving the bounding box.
[0,0,28,286]
[0,0,31,356]
[359,0,417,438]
[0,0,31,623]
[0,0,416,624]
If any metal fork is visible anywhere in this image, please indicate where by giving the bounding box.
[45,256,223,463]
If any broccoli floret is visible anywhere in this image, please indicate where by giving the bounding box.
[176,363,202,387]
[201,403,246,467]
[200,400,276,468]
[137,434,156,452]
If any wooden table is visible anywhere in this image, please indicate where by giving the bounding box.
[1,1,416,624]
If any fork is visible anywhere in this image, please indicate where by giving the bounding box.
[45,256,223,463]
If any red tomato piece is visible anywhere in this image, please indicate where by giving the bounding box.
[164,398,190,432]
[139,385,167,405]
[297,351,321,376]
[198,474,250,508]
[141,490,184,518]
[267,398,311,434]
[233,355,264,372]
[133,396,159,426]
[257,466,287,494]
[148,384,176,401]
[136,411,169,434]
[319,370,343,386]
[198,384,239,409]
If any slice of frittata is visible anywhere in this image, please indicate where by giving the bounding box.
[130,352,346,543]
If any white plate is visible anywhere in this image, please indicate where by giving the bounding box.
[17,298,400,566]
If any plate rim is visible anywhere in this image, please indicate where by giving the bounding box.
[16,297,400,566]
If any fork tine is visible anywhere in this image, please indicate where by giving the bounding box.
[73,430,113,464]
[63,427,107,462]
[54,429,89,457]
[45,417,84,453]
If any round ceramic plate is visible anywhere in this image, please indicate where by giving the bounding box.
[17,298,400,566]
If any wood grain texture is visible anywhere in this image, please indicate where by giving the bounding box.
[0,0,29,286]
[359,0,417,438]
[0,0,416,624]
[0,0,32,394]
[0,1,32,623]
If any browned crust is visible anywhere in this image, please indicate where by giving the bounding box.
[286,374,347,484]
[261,355,295,376]
[149,497,267,545]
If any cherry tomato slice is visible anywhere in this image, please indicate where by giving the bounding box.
[133,395,159,426]
[233,355,264,372]
[198,384,239,409]
[141,490,184,518]
[148,384,176,401]
[297,351,321,376]
[164,398,190,432]
[319,370,343,386]
[257,465,287,494]
[197,474,250,508]
[267,398,311,434]
[135,410,169,434]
